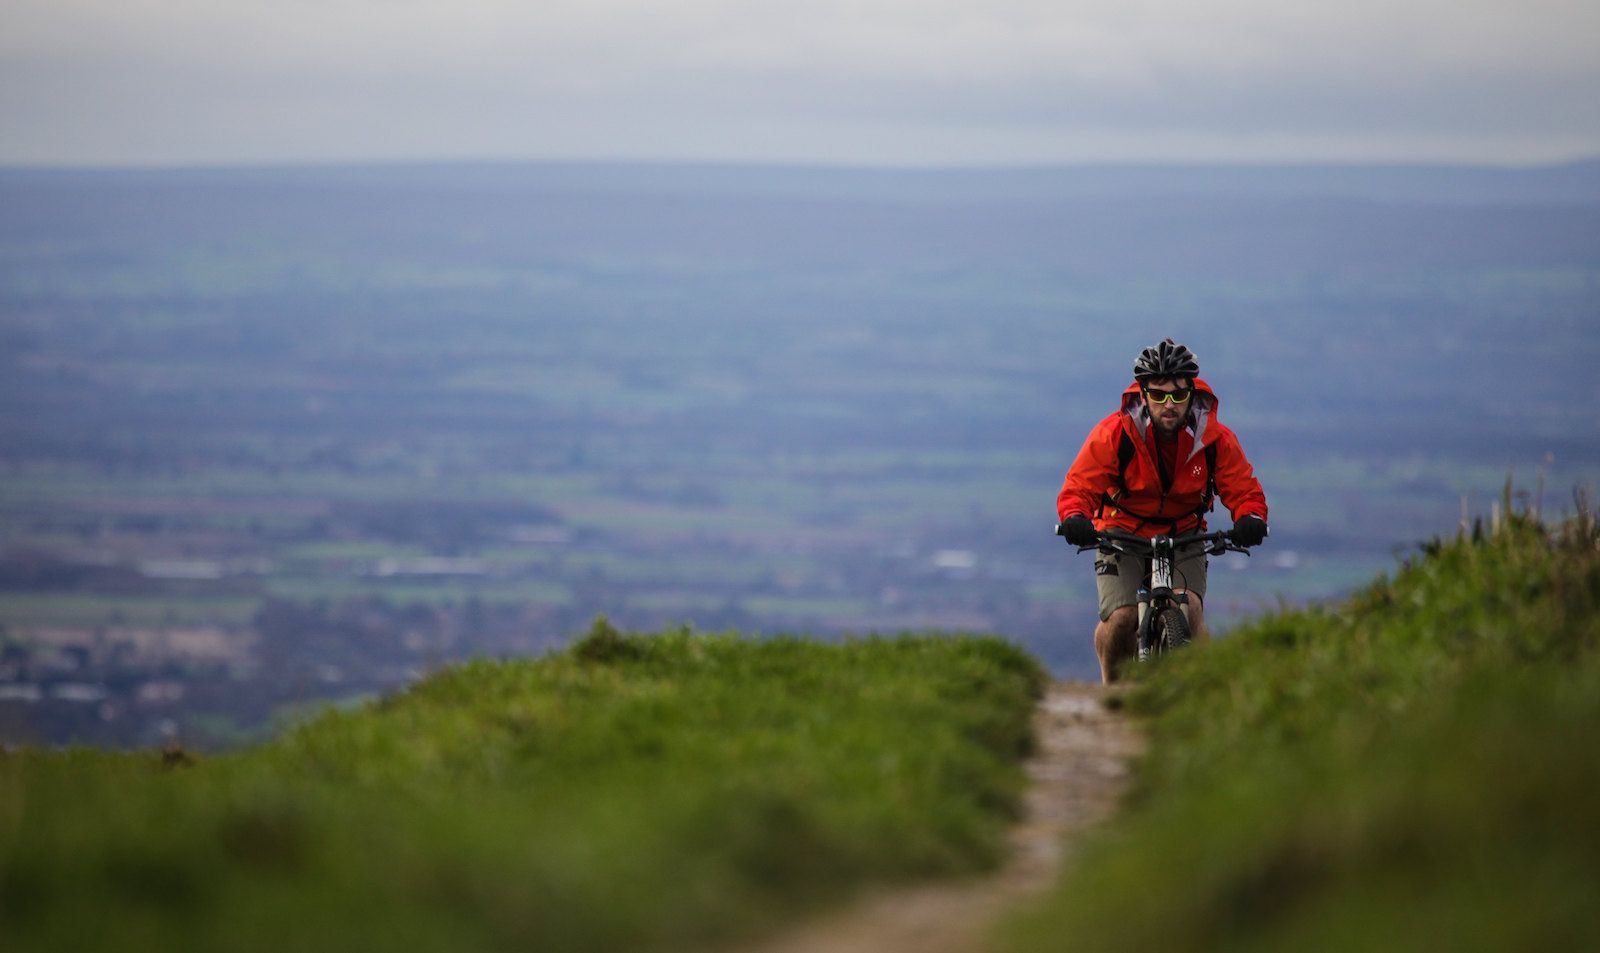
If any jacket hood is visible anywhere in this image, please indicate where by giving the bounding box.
[1120,377,1219,461]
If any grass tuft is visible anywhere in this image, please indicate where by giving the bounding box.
[569,614,646,664]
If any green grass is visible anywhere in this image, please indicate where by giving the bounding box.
[0,624,1045,953]
[999,505,1600,953]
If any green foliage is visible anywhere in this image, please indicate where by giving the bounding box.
[1001,509,1600,953]
[0,628,1044,953]
[570,614,645,663]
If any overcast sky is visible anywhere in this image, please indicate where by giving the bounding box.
[3,0,1597,167]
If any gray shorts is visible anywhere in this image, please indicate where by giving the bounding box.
[1094,548,1208,621]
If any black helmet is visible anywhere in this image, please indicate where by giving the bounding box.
[1133,338,1199,381]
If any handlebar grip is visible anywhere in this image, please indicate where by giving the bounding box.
[1099,528,1147,543]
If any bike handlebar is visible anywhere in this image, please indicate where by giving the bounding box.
[1053,523,1253,557]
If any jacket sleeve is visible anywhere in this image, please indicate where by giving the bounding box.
[1212,428,1268,524]
[1057,421,1120,521]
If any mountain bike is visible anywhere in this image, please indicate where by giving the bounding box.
[1055,525,1251,660]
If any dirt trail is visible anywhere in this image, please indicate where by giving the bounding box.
[735,681,1143,953]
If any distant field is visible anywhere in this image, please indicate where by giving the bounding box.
[0,593,260,628]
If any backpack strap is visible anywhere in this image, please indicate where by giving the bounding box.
[1096,430,1136,516]
[1118,428,1138,477]
[1202,440,1219,514]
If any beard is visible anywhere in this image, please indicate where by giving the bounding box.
[1152,409,1186,437]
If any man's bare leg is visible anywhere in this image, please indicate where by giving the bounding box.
[1179,590,1207,642]
[1099,594,1207,682]
[1094,605,1139,683]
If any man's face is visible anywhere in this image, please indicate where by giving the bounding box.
[1142,377,1194,437]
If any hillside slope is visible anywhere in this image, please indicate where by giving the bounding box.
[1000,502,1600,952]
[0,626,1044,953]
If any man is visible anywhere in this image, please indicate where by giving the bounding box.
[1057,339,1269,683]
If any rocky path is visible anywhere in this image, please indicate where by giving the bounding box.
[734,681,1143,953]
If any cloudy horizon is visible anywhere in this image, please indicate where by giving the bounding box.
[3,0,1597,168]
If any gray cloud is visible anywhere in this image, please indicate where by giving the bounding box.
[2,0,1596,165]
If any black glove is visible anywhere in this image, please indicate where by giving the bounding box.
[1231,515,1268,547]
[1060,515,1098,546]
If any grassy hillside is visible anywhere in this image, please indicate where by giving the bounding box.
[1001,500,1600,953]
[0,624,1045,953]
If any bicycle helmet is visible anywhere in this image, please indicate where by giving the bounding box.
[1133,338,1199,381]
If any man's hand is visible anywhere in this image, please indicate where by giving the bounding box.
[1231,515,1268,547]
[1059,515,1098,546]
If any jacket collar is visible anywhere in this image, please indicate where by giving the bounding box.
[1120,377,1218,461]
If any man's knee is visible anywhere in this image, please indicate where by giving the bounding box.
[1177,590,1207,637]
[1103,605,1137,632]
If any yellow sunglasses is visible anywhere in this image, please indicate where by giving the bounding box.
[1144,387,1192,405]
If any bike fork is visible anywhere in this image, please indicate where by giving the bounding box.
[1137,573,1190,662]
[1136,587,1152,660]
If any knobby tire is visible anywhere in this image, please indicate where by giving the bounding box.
[1158,607,1191,651]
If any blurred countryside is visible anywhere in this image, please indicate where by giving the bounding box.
[2,159,1598,746]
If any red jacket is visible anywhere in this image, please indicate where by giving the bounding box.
[1057,378,1268,535]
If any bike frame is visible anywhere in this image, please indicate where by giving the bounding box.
[1057,526,1250,660]
[1138,534,1186,653]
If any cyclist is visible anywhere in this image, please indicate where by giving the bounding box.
[1057,339,1269,682]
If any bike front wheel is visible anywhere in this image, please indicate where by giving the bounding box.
[1158,607,1191,651]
